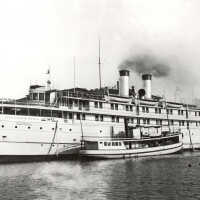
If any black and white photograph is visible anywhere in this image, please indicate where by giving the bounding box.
[0,0,199,199]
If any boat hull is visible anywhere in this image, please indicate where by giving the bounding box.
[80,142,183,159]
[0,141,80,163]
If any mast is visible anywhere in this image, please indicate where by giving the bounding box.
[98,39,102,89]
[73,56,76,93]
[46,66,51,90]
[165,100,171,132]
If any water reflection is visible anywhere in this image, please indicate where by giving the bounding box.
[0,152,199,199]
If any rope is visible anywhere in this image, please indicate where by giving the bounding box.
[47,120,58,155]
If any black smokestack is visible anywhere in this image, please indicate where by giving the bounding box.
[119,54,171,77]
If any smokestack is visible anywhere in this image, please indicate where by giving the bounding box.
[142,74,152,99]
[119,69,130,97]
[117,81,119,91]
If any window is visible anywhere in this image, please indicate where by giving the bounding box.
[100,115,104,122]
[95,115,99,121]
[104,142,107,146]
[30,109,40,116]
[131,118,134,124]
[130,106,133,111]
[147,119,150,124]
[99,102,103,109]
[142,107,145,112]
[116,117,119,123]
[69,113,73,119]
[82,114,86,120]
[159,108,161,114]
[115,104,118,110]
[33,93,38,100]
[112,116,115,122]
[39,93,44,101]
[94,102,98,108]
[16,108,28,116]
[126,105,129,111]
[52,111,62,118]
[170,109,173,115]
[181,110,184,115]
[146,107,149,113]
[111,104,114,110]
[4,107,15,115]
[41,109,51,117]
[155,108,158,114]
[77,113,80,120]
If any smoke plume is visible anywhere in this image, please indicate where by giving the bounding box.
[119,54,171,77]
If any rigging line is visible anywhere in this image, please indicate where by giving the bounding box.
[47,120,58,155]
[98,38,102,89]
[165,101,171,133]
[80,116,84,149]
[186,104,194,151]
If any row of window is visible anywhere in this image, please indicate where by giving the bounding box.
[32,93,45,101]
[1,125,74,132]
[111,103,118,110]
[94,101,103,109]
[102,141,122,146]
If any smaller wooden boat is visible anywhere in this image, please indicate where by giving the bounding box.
[80,125,183,159]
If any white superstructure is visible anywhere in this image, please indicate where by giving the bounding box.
[0,69,199,162]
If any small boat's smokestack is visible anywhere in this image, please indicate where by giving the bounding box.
[142,74,152,99]
[119,70,130,97]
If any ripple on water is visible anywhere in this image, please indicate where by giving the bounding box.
[0,153,199,200]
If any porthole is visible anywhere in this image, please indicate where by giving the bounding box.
[28,126,31,129]
[100,130,102,133]
[69,128,72,131]
[73,138,76,141]
[15,126,17,128]
[40,127,43,130]
[52,128,55,131]
[1,125,4,128]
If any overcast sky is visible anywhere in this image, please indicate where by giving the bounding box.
[0,0,200,103]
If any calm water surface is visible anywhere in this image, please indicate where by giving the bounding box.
[0,152,200,200]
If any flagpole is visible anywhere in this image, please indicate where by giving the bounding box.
[98,39,102,89]
[73,56,76,93]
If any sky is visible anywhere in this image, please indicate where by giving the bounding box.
[0,0,200,103]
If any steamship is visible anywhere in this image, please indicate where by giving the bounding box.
[0,69,198,163]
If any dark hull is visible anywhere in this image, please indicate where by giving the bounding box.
[0,154,80,164]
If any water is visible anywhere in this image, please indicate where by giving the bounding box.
[0,152,200,200]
